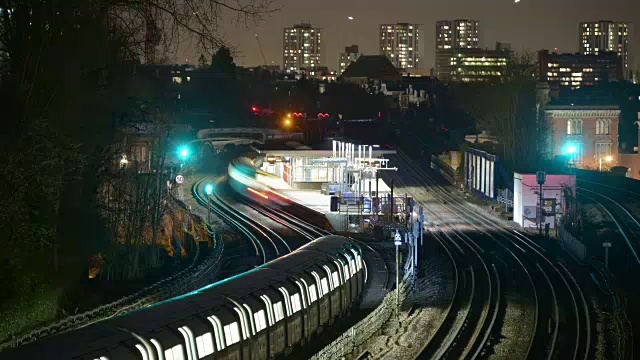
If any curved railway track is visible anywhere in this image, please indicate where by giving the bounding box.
[577,185,640,265]
[575,180,637,359]
[389,149,591,360]
[192,175,330,267]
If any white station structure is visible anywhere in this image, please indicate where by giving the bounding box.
[255,140,399,231]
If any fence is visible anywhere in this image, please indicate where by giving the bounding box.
[496,188,514,210]
[559,225,587,261]
[310,254,416,360]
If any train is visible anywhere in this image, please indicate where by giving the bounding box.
[227,157,289,206]
[1,235,366,360]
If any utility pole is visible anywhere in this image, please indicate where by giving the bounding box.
[537,171,546,235]
[390,178,394,225]
[394,229,402,320]
[376,169,379,203]
[204,184,213,222]
[419,206,424,247]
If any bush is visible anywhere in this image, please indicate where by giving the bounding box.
[0,286,62,344]
[610,166,628,176]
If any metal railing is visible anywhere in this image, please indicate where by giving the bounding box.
[496,188,514,209]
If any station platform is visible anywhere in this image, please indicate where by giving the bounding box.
[281,189,349,231]
[281,189,331,213]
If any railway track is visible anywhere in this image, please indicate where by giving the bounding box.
[389,149,591,360]
[575,180,637,359]
[389,171,501,360]
[577,185,640,265]
[192,175,329,268]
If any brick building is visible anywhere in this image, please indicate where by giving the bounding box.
[546,105,620,169]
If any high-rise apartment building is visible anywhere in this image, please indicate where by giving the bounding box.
[435,19,480,81]
[579,21,629,76]
[283,23,321,73]
[538,50,622,97]
[338,45,361,75]
[436,19,479,50]
[379,23,420,70]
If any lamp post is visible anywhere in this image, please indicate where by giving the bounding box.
[204,184,213,222]
[599,155,613,172]
[178,145,191,169]
[119,154,128,168]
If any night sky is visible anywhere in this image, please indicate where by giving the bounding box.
[177,0,640,71]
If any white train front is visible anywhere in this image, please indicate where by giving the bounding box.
[227,157,289,206]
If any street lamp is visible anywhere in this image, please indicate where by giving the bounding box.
[204,184,213,222]
[119,154,128,168]
[565,144,577,155]
[563,144,577,169]
[178,145,191,161]
[599,155,613,171]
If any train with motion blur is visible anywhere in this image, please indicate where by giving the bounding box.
[227,157,289,206]
[2,236,367,360]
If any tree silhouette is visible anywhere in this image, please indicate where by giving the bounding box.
[198,54,209,68]
[211,46,237,77]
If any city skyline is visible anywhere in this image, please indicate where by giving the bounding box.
[175,0,640,71]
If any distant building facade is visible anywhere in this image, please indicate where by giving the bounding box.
[546,105,620,169]
[538,50,622,97]
[579,21,629,77]
[338,45,361,75]
[449,47,508,82]
[436,43,509,83]
[379,23,420,71]
[435,19,480,80]
[283,23,321,73]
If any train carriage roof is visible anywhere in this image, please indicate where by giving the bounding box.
[0,236,359,360]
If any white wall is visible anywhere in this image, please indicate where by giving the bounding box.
[513,173,576,228]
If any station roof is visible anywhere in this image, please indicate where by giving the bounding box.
[254,140,396,157]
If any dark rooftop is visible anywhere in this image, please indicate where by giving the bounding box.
[339,55,401,82]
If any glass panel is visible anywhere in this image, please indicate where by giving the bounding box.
[273,301,285,322]
[254,310,267,332]
[224,322,241,346]
[165,345,184,360]
[165,348,174,360]
[321,278,329,295]
[196,333,214,358]
[309,284,318,302]
[172,345,185,360]
[291,294,302,313]
[332,272,340,286]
